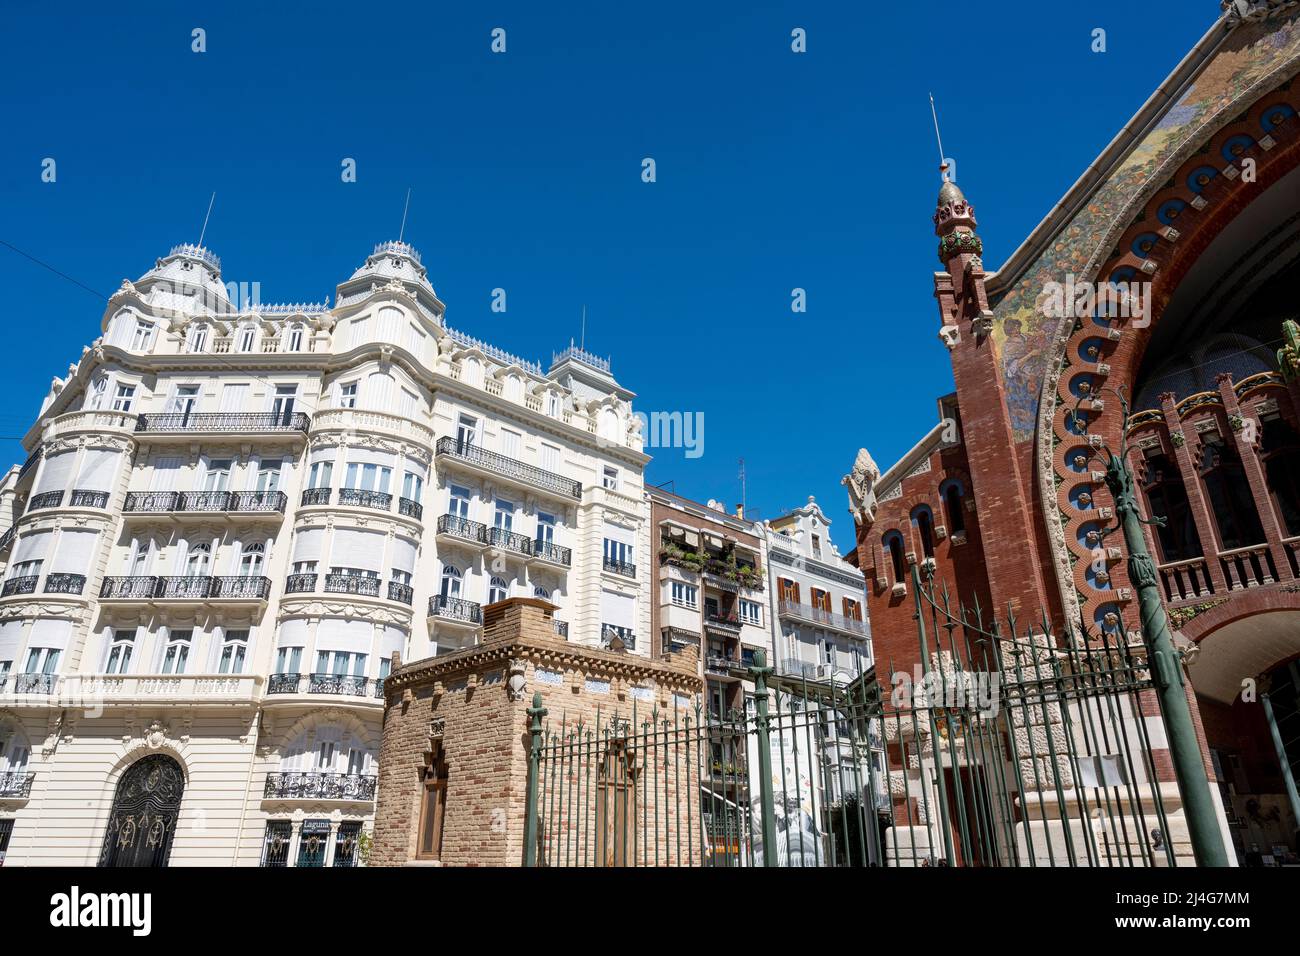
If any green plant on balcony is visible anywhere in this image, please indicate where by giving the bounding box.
[660,541,704,571]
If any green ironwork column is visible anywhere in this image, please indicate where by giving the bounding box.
[1104,450,1229,867]
[523,691,547,867]
[1261,692,1300,842]
[749,650,778,866]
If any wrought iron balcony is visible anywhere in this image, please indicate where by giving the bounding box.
[704,611,743,633]
[0,771,35,798]
[266,672,303,694]
[437,513,487,544]
[263,771,377,801]
[17,448,41,481]
[284,572,317,594]
[27,490,65,512]
[435,436,581,499]
[0,526,15,553]
[44,573,86,595]
[308,672,373,696]
[601,626,636,651]
[398,497,423,520]
[124,490,288,515]
[374,677,386,698]
[603,557,636,578]
[532,540,572,567]
[157,576,215,600]
[706,654,741,676]
[210,575,272,600]
[485,526,532,556]
[776,599,868,638]
[100,575,159,599]
[553,619,569,638]
[301,487,332,506]
[338,488,392,511]
[134,411,311,435]
[324,574,381,597]
[2,575,39,597]
[428,594,483,624]
[13,673,54,694]
[387,581,414,605]
[69,489,110,508]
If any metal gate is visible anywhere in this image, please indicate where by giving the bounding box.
[523,566,1181,867]
[98,754,185,868]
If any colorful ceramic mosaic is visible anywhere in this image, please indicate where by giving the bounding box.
[992,14,1300,441]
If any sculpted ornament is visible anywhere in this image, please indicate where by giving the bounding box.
[842,448,880,527]
[507,658,528,701]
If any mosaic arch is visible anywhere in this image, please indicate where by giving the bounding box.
[988,12,1300,624]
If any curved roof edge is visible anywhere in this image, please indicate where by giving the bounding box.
[986,14,1231,298]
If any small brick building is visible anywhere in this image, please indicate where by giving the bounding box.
[371,597,703,866]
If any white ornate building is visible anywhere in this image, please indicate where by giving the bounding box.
[0,240,650,866]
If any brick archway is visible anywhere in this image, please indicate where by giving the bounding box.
[1180,589,1300,703]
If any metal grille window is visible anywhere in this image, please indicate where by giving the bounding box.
[297,820,331,867]
[0,818,13,865]
[260,821,292,867]
[333,822,363,868]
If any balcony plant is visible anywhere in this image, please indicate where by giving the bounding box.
[660,541,703,571]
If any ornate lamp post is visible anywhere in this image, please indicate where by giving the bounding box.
[1075,390,1229,866]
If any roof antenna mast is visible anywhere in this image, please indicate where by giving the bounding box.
[580,305,586,351]
[198,192,216,248]
[398,187,412,242]
[929,93,951,182]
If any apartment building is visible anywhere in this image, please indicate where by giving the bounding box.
[0,239,650,866]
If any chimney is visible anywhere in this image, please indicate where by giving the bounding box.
[735,503,745,519]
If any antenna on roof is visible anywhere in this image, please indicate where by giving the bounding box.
[580,305,587,351]
[398,187,412,242]
[929,93,951,182]
[738,458,747,515]
[198,192,216,248]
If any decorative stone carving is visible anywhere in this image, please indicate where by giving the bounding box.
[842,448,880,527]
[507,658,528,701]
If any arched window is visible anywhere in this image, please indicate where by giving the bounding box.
[533,585,550,599]
[911,506,935,559]
[1200,437,1265,550]
[882,531,906,584]
[439,565,462,598]
[1261,417,1300,537]
[188,324,209,353]
[237,324,257,352]
[186,541,211,574]
[489,576,508,603]
[239,542,265,577]
[286,324,305,352]
[1140,452,1202,562]
[940,479,966,536]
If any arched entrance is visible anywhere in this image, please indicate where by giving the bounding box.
[98,754,185,867]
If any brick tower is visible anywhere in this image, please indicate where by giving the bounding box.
[932,172,1049,618]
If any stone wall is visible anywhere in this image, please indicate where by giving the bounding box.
[371,597,703,866]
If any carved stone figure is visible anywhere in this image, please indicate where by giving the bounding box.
[842,448,880,527]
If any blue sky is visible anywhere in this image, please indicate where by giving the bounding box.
[0,2,1211,553]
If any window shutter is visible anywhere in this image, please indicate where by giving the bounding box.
[377,625,406,661]
[315,618,374,654]
[391,536,418,574]
[291,528,324,563]
[150,458,182,491]
[76,449,120,491]
[35,451,77,495]
[330,528,386,571]
[28,618,72,650]
[50,530,98,574]
[0,619,25,662]
[793,582,801,605]
[600,589,635,629]
[13,530,52,564]
[276,619,309,648]
[219,383,249,413]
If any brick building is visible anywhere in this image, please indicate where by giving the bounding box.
[843,4,1300,865]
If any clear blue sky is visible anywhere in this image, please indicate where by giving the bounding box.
[0,2,1211,554]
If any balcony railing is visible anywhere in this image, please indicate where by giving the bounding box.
[124,490,287,514]
[532,540,572,567]
[428,594,483,624]
[706,654,740,675]
[0,526,15,553]
[69,489,110,508]
[99,575,271,601]
[387,581,414,605]
[485,526,532,556]
[2,575,39,597]
[553,619,569,638]
[704,611,743,633]
[338,488,392,511]
[266,672,379,698]
[435,437,581,499]
[777,599,868,638]
[285,573,317,594]
[27,490,65,511]
[134,411,310,434]
[12,673,55,694]
[44,573,86,595]
[437,513,486,543]
[210,575,273,600]
[398,497,423,520]
[603,557,636,578]
[324,574,381,597]
[301,487,332,506]
[263,772,377,801]
[0,771,35,798]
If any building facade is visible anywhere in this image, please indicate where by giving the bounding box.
[0,239,650,866]
[843,4,1300,865]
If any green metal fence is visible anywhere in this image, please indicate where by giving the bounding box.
[523,567,1182,867]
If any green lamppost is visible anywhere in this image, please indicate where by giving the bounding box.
[1076,390,1229,866]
